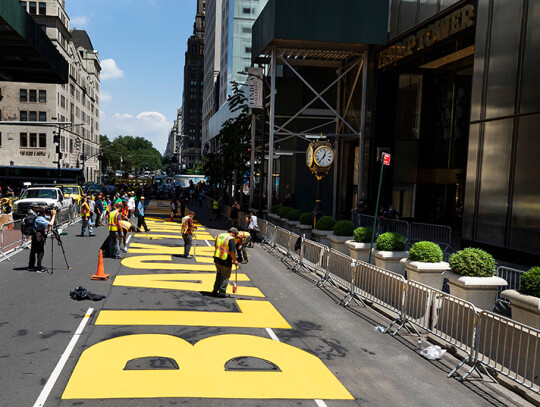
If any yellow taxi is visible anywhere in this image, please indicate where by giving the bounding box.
[61,185,84,205]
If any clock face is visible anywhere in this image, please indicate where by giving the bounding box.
[306,145,313,167]
[314,146,334,167]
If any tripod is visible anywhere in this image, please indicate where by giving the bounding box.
[50,223,71,273]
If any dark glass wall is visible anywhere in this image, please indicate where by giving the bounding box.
[463,0,540,257]
[389,0,462,38]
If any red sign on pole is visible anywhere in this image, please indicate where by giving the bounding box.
[382,153,391,166]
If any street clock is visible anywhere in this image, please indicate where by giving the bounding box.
[306,145,314,167]
[314,145,334,167]
[306,140,334,175]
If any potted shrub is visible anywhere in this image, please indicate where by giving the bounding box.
[501,267,540,329]
[269,204,281,224]
[346,227,373,263]
[372,232,408,275]
[297,212,314,239]
[401,241,449,290]
[287,209,303,234]
[444,248,507,310]
[329,220,355,254]
[312,216,335,247]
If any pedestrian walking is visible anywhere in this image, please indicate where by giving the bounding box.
[136,197,150,232]
[127,192,136,218]
[212,228,238,298]
[80,196,95,236]
[27,205,56,273]
[234,230,251,264]
[171,197,178,219]
[247,210,258,246]
[95,194,103,227]
[181,211,197,258]
[88,195,96,226]
[211,199,220,221]
[229,200,240,227]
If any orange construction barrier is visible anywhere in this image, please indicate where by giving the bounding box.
[91,250,110,280]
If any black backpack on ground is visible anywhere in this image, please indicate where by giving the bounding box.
[22,214,37,236]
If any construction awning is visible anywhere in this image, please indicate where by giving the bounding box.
[252,0,388,64]
[0,0,68,83]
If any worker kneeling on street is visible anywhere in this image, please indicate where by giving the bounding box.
[235,230,251,264]
[27,205,56,273]
[212,228,238,298]
[181,211,197,259]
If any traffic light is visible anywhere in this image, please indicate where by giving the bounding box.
[53,133,60,144]
[56,145,61,154]
[76,138,81,150]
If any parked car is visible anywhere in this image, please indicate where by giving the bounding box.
[12,187,72,220]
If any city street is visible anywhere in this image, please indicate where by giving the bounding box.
[0,201,533,407]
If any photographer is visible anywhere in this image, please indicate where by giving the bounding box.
[27,205,56,273]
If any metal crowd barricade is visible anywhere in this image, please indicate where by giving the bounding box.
[358,214,375,228]
[299,239,329,275]
[495,266,525,303]
[401,280,479,378]
[472,311,540,394]
[378,218,410,241]
[264,223,278,252]
[283,232,301,269]
[318,250,358,304]
[274,227,291,259]
[351,261,407,331]
[0,220,30,262]
[409,222,452,252]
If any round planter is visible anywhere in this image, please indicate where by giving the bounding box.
[311,229,332,247]
[329,234,354,255]
[501,290,540,330]
[346,241,372,263]
[401,258,450,291]
[443,271,507,310]
[287,220,299,233]
[372,249,409,275]
[297,224,313,240]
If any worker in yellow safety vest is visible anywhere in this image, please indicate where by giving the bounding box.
[212,227,238,298]
[234,230,251,264]
[80,196,94,237]
[211,200,220,221]
[108,202,123,259]
[181,211,197,258]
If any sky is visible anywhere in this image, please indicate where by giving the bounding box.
[66,0,197,154]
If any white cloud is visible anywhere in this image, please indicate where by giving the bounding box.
[100,90,112,103]
[101,110,172,153]
[71,16,89,28]
[101,59,124,80]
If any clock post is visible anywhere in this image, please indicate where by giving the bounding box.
[306,140,335,228]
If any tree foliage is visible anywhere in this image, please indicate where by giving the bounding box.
[203,82,251,197]
[101,135,162,171]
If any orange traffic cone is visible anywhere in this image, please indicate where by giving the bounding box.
[169,214,174,222]
[91,250,110,280]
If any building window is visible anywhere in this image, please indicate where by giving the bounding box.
[29,111,37,121]
[20,89,27,102]
[39,90,46,103]
[20,111,27,121]
[61,95,66,108]
[243,7,251,14]
[29,89,37,102]
[20,133,28,147]
[38,2,45,14]
[29,1,36,14]
[39,111,46,121]
[242,27,252,34]
[39,133,46,147]
[29,133,37,147]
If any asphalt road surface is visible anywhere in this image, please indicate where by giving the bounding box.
[0,201,533,407]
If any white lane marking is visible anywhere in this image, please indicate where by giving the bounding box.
[126,234,132,246]
[205,240,211,247]
[265,327,280,342]
[33,308,94,407]
[315,399,328,407]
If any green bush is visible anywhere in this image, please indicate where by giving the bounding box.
[287,209,303,221]
[520,266,540,298]
[316,216,336,231]
[277,206,293,218]
[271,205,281,215]
[353,227,373,243]
[409,241,443,263]
[333,220,355,236]
[299,212,313,226]
[376,232,406,251]
[449,248,496,277]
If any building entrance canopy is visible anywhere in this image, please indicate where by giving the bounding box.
[0,0,68,83]
[251,0,388,215]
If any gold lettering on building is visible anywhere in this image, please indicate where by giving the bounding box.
[378,4,476,69]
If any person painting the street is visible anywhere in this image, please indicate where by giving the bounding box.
[212,227,238,298]
[234,230,251,264]
[108,202,123,259]
[136,196,150,232]
[27,205,56,273]
[80,196,95,236]
[181,211,197,258]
